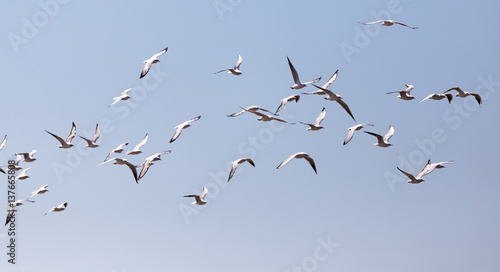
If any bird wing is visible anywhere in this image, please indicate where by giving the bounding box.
[303,155,317,174]
[45,131,67,146]
[66,122,77,143]
[152,47,168,59]
[383,126,395,142]
[214,68,230,74]
[343,127,356,145]
[419,94,433,103]
[287,57,301,85]
[364,131,384,144]
[322,70,339,89]
[0,135,6,151]
[121,88,132,96]
[140,61,153,79]
[416,160,432,179]
[275,99,287,114]
[138,158,153,180]
[134,134,149,150]
[227,109,245,117]
[302,77,322,85]
[277,153,297,169]
[200,187,208,200]
[336,99,356,122]
[170,126,183,143]
[443,87,463,95]
[79,136,93,146]
[444,93,453,104]
[397,167,416,181]
[314,108,326,126]
[471,93,482,106]
[393,21,417,29]
[228,160,239,182]
[358,20,384,25]
[187,115,202,124]
[92,124,101,143]
[311,84,336,98]
[124,161,139,183]
[234,54,242,70]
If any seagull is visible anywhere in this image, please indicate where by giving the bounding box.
[170,115,201,143]
[44,202,68,216]
[109,88,132,107]
[275,95,300,114]
[277,152,317,174]
[15,150,37,162]
[137,150,172,180]
[0,135,6,151]
[301,70,339,95]
[227,106,276,117]
[364,126,395,147]
[419,93,453,104]
[126,134,148,155]
[358,20,418,29]
[26,184,49,202]
[79,123,100,148]
[45,122,77,148]
[443,87,482,106]
[228,158,255,182]
[287,56,321,89]
[98,158,138,183]
[421,160,454,176]
[299,107,326,131]
[244,109,295,124]
[387,84,415,100]
[140,47,168,79]
[311,84,356,121]
[15,167,31,181]
[104,142,129,162]
[9,199,31,207]
[343,123,374,145]
[397,160,431,184]
[215,54,243,75]
[5,206,15,226]
[184,187,208,205]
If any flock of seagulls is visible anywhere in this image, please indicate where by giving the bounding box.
[4,16,476,224]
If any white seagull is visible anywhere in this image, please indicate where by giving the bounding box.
[98,158,138,183]
[275,95,300,114]
[397,160,431,184]
[228,158,255,182]
[287,56,321,89]
[299,107,326,131]
[44,202,68,216]
[387,84,415,101]
[109,88,132,107]
[26,184,49,202]
[79,123,100,148]
[443,87,482,106]
[15,150,37,162]
[140,47,168,79]
[364,126,395,147]
[358,20,418,29]
[104,142,129,162]
[170,115,201,143]
[45,122,77,149]
[311,84,356,121]
[344,123,374,145]
[126,134,149,155]
[184,187,208,205]
[0,135,6,151]
[227,106,276,117]
[137,150,172,180]
[215,54,243,75]
[421,160,454,176]
[419,93,453,104]
[244,109,295,124]
[15,167,31,181]
[277,152,317,174]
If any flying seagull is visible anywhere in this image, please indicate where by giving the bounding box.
[287,56,321,89]
[45,122,77,149]
[0,135,6,151]
[275,95,300,114]
[126,134,148,155]
[244,109,295,124]
[137,150,172,180]
[419,93,453,104]
[443,87,482,106]
[227,106,276,117]
[104,142,129,162]
[15,150,37,163]
[79,124,100,148]
[215,54,243,75]
[387,84,415,101]
[343,123,374,145]
[109,88,132,107]
[358,20,418,29]
[170,115,201,143]
[26,184,49,202]
[364,126,395,147]
[15,167,31,181]
[98,158,138,183]
[44,202,68,216]
[228,158,255,182]
[277,152,317,174]
[184,187,208,205]
[397,160,431,184]
[299,107,326,131]
[140,47,168,79]
[311,84,356,121]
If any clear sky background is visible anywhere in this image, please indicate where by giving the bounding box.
[1,0,499,271]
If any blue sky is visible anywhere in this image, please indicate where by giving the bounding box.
[1,0,499,271]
